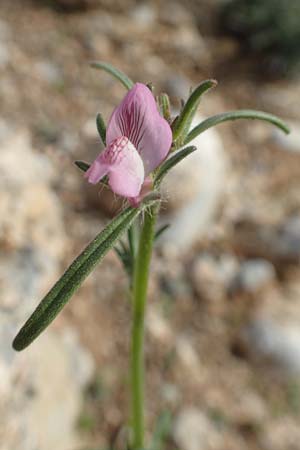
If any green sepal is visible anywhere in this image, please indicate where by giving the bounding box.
[12,202,156,351]
[172,79,217,148]
[96,113,106,146]
[185,109,290,144]
[90,61,134,90]
[146,82,155,92]
[75,160,90,172]
[158,93,171,121]
[154,146,197,188]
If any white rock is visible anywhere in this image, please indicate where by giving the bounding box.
[147,306,173,345]
[34,61,63,86]
[192,253,238,300]
[173,408,221,450]
[160,114,227,252]
[0,128,89,450]
[82,117,100,139]
[175,335,202,380]
[130,3,157,28]
[0,331,94,450]
[0,129,64,256]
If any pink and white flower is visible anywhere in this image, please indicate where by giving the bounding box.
[85,83,172,205]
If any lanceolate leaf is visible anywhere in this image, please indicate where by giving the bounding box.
[90,61,134,90]
[154,146,197,188]
[13,203,154,351]
[96,113,107,145]
[75,160,90,172]
[185,109,290,144]
[172,79,217,146]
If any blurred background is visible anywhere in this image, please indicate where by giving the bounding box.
[1,1,300,449]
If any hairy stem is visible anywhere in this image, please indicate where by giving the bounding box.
[130,204,158,450]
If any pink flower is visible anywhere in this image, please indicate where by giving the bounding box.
[85,83,172,204]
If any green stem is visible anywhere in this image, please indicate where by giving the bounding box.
[130,204,158,450]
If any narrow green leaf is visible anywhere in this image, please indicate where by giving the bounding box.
[75,160,90,172]
[90,61,134,90]
[154,146,197,188]
[172,80,217,146]
[96,113,106,146]
[185,109,290,144]
[12,204,151,351]
[158,93,171,121]
[114,245,133,279]
[154,224,170,241]
[118,239,129,255]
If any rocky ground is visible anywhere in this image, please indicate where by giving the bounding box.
[1,1,300,449]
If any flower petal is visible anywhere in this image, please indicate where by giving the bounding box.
[128,176,153,207]
[108,138,145,198]
[106,83,172,175]
[85,156,109,184]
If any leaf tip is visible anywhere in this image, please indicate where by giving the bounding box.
[283,124,291,135]
[12,334,24,352]
[75,160,90,172]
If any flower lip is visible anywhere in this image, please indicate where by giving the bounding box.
[85,136,144,198]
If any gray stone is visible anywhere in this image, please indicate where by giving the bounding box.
[243,318,300,375]
[34,61,64,86]
[280,215,300,256]
[233,259,275,294]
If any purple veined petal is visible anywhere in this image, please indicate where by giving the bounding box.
[106,83,172,175]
